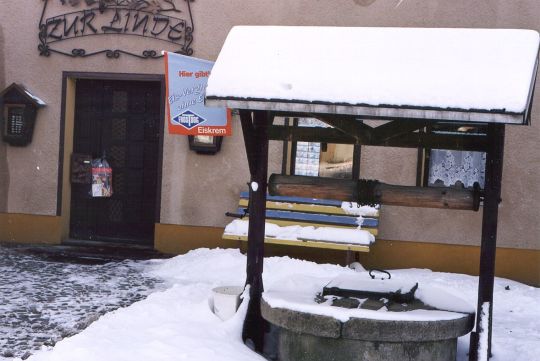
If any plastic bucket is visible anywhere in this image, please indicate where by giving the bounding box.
[212,286,244,321]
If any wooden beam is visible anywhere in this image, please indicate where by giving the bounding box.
[268,125,487,151]
[373,119,427,142]
[269,125,356,144]
[313,114,374,144]
[469,124,505,361]
[269,174,481,211]
[206,98,526,124]
[242,110,270,352]
[388,132,488,152]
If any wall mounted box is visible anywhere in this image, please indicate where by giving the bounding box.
[0,83,45,146]
[70,153,93,184]
[188,135,223,154]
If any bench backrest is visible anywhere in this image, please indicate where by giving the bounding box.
[237,192,379,236]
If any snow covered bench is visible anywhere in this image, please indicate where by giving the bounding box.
[223,192,379,253]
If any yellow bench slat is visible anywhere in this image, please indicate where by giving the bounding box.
[239,199,379,218]
[238,217,378,236]
[222,233,371,252]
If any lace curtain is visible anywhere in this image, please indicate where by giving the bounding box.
[428,149,486,188]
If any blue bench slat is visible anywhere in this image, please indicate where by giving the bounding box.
[236,208,379,228]
[240,192,344,207]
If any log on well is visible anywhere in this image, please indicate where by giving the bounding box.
[268,174,481,211]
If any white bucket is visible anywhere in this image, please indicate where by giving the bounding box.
[212,286,244,321]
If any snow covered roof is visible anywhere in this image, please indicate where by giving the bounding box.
[206,26,539,124]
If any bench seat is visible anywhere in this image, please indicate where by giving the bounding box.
[223,192,380,253]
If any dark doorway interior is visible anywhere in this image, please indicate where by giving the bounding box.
[70,79,161,245]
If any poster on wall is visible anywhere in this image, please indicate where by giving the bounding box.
[164,52,231,136]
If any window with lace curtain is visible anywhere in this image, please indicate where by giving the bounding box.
[428,149,486,188]
[424,124,487,189]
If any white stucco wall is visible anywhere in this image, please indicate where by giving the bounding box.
[0,0,539,249]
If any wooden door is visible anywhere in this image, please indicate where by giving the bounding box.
[70,79,161,244]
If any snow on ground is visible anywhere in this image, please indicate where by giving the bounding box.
[21,248,540,361]
[0,246,163,360]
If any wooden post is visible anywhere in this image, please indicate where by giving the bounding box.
[281,118,290,175]
[289,118,299,174]
[240,110,270,352]
[352,144,361,180]
[469,124,505,361]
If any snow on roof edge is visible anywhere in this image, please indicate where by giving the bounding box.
[206,26,539,124]
[23,89,46,107]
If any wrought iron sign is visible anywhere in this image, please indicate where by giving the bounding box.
[38,0,195,59]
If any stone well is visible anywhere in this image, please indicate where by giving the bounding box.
[261,299,474,361]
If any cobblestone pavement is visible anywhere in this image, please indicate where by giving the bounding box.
[0,244,165,360]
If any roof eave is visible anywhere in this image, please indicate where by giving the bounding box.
[205,97,526,125]
[0,83,46,107]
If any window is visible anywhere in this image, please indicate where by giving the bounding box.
[294,141,321,176]
[423,124,487,189]
[289,118,358,179]
[428,149,486,188]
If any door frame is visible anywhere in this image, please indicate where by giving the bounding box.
[57,72,165,244]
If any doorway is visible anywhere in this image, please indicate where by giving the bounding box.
[70,78,162,245]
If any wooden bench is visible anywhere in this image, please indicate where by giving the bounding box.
[223,192,379,255]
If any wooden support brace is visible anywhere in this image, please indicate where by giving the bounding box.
[313,114,374,144]
[239,110,257,175]
[372,119,427,142]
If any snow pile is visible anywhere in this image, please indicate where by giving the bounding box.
[416,285,475,314]
[340,202,379,217]
[477,302,492,361]
[298,226,374,245]
[326,274,418,294]
[207,26,539,113]
[264,274,472,322]
[22,248,540,361]
[224,219,375,245]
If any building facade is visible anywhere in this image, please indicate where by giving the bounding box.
[0,0,538,285]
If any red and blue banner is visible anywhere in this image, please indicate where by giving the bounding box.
[164,52,231,136]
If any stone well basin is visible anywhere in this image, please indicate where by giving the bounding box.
[261,293,474,361]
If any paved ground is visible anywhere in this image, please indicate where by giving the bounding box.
[0,243,167,360]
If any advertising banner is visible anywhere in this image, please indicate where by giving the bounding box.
[164,52,231,136]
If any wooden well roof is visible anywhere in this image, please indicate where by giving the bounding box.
[206,26,539,125]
